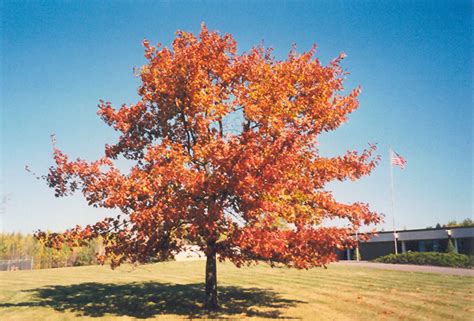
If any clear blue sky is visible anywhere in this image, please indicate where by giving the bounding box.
[1,0,472,233]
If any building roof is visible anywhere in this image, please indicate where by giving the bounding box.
[363,226,474,243]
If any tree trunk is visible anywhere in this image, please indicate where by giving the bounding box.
[205,241,218,310]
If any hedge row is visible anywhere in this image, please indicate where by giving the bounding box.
[374,252,474,268]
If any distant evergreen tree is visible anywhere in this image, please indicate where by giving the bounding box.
[446,239,456,253]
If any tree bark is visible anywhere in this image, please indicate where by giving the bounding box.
[205,240,218,310]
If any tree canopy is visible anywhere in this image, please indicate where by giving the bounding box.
[37,24,381,309]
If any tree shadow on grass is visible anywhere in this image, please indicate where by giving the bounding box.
[1,282,304,319]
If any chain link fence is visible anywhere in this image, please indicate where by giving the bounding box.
[0,258,34,271]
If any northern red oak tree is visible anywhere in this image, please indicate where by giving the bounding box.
[37,25,381,309]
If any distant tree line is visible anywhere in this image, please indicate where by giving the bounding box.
[0,233,102,269]
[427,218,473,229]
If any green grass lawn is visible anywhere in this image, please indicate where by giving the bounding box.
[0,260,473,320]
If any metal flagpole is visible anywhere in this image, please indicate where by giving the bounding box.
[389,148,398,254]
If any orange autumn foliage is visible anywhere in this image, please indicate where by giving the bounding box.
[37,25,381,271]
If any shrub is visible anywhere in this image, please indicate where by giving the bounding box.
[374,252,474,268]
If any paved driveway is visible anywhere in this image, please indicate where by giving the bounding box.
[333,261,474,277]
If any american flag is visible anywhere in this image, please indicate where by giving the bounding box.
[391,151,406,169]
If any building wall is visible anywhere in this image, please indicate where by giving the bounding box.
[359,242,395,261]
[457,237,474,255]
[404,239,449,252]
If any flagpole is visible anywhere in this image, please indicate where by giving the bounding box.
[389,148,398,254]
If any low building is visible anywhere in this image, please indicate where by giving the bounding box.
[339,226,474,261]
